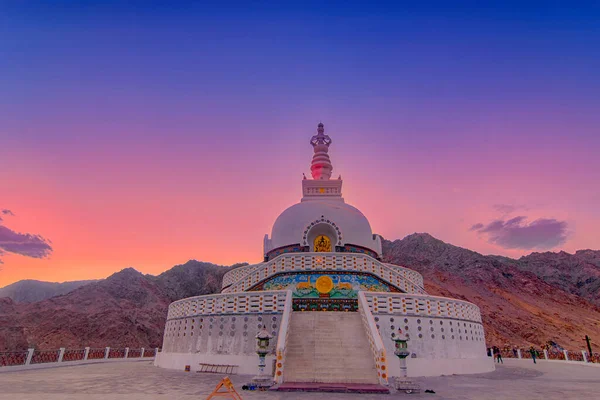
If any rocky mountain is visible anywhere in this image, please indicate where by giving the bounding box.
[516,250,600,306]
[381,233,600,350]
[0,261,234,351]
[0,279,98,303]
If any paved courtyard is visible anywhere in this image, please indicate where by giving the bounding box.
[0,359,598,400]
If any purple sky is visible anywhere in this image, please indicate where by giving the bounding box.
[1,1,599,285]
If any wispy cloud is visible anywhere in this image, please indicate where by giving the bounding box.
[470,216,568,250]
[0,209,53,264]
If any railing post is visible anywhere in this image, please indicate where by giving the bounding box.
[543,350,548,360]
[517,349,522,359]
[104,347,110,359]
[563,350,569,361]
[84,347,90,360]
[140,347,145,358]
[125,347,129,359]
[582,350,588,363]
[25,348,35,365]
[58,348,65,363]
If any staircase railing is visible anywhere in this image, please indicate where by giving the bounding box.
[274,290,293,384]
[358,291,389,386]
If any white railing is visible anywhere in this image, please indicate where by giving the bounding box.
[221,253,426,295]
[0,347,157,370]
[384,263,424,288]
[362,292,482,323]
[499,348,600,365]
[358,291,389,386]
[222,262,263,289]
[273,290,293,384]
[166,290,290,320]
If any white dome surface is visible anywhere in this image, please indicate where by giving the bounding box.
[269,200,381,256]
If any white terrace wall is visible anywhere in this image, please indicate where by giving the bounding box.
[157,291,291,375]
[221,253,426,295]
[363,292,494,377]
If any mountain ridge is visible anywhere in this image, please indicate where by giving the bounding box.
[0,279,99,303]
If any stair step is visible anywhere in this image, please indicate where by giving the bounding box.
[282,312,379,385]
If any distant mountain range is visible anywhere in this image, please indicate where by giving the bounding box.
[0,279,98,303]
[0,234,598,352]
[0,261,238,351]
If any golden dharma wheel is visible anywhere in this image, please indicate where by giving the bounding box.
[315,275,334,294]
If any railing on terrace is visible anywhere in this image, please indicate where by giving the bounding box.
[358,291,389,386]
[547,350,565,360]
[221,257,426,293]
[62,348,86,362]
[0,351,28,367]
[494,348,600,364]
[221,253,426,295]
[143,348,156,357]
[108,348,126,359]
[567,351,584,362]
[362,291,483,324]
[274,290,293,384]
[0,347,159,370]
[127,348,142,358]
[31,349,60,364]
[87,348,107,360]
[222,262,262,289]
[166,290,290,320]
[384,263,424,288]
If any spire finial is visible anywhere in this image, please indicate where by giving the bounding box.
[309,122,333,180]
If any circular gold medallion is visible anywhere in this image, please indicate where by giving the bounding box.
[315,275,334,294]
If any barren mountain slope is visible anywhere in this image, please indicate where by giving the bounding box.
[382,233,600,350]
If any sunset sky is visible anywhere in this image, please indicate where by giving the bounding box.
[1,1,599,286]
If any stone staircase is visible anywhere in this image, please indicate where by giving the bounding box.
[283,312,379,384]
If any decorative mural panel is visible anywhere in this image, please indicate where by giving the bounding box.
[250,271,400,299]
[338,244,379,259]
[266,244,308,260]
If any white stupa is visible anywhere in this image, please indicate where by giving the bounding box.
[155,123,493,388]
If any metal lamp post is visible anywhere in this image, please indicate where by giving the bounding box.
[393,329,410,378]
[392,329,420,394]
[252,325,274,388]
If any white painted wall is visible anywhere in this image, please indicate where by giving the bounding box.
[162,314,281,356]
[373,314,494,377]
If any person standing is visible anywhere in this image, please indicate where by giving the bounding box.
[529,347,537,364]
[493,346,503,364]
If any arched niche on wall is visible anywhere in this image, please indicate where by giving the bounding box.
[303,218,342,252]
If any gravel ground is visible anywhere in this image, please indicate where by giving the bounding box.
[0,358,598,400]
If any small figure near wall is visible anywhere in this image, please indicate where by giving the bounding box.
[493,346,503,364]
[529,346,537,364]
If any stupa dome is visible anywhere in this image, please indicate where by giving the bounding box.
[268,200,382,256]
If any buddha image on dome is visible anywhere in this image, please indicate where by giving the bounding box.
[314,235,331,252]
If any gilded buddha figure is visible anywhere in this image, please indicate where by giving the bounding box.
[314,235,332,252]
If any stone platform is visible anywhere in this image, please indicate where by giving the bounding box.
[1,358,599,399]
